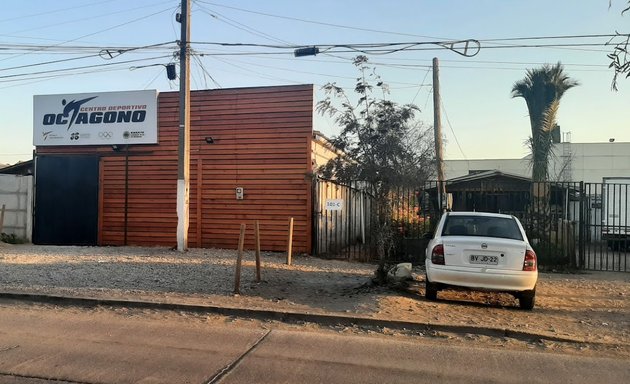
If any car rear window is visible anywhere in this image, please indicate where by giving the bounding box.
[441,215,523,241]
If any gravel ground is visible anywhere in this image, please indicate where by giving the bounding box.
[1,244,629,358]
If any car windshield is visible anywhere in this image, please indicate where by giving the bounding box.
[441,215,523,241]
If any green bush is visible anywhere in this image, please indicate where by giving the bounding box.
[532,240,571,268]
[0,233,26,244]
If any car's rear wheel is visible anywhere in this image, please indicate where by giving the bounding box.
[518,289,536,310]
[425,279,438,301]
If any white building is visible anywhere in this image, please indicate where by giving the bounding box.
[445,141,630,183]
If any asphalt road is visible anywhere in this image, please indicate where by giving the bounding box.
[0,300,627,384]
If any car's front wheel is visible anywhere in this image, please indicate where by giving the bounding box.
[425,279,438,301]
[518,289,536,310]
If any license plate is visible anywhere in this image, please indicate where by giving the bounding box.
[469,255,498,265]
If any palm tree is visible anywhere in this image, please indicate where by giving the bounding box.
[511,62,579,181]
[511,63,578,249]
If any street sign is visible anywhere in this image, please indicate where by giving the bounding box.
[325,199,343,211]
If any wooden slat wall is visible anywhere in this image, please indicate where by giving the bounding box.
[37,84,315,252]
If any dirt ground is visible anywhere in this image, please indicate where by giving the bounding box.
[1,244,629,358]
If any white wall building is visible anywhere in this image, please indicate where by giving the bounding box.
[445,141,630,183]
[0,174,33,241]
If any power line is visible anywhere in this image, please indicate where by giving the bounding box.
[209,55,305,84]
[190,39,622,55]
[0,5,176,63]
[195,4,292,45]
[143,68,166,90]
[192,1,630,52]
[0,55,172,82]
[197,54,431,86]
[193,0,446,40]
[440,97,467,160]
[192,53,222,88]
[0,0,119,23]
[411,68,431,105]
[0,42,175,73]
[10,1,174,36]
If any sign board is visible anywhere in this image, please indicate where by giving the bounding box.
[33,90,158,146]
[325,199,344,211]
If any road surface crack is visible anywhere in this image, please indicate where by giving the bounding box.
[204,329,271,384]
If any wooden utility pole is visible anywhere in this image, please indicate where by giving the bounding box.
[176,0,191,251]
[286,217,294,265]
[432,57,447,209]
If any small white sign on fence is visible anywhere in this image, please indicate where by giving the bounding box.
[325,199,344,211]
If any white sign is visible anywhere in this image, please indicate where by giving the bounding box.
[33,90,158,146]
[325,199,344,211]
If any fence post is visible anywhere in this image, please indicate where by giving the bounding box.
[234,223,246,295]
[576,181,590,269]
[286,217,294,265]
[254,220,261,282]
[0,204,5,234]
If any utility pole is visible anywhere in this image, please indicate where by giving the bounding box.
[432,57,447,210]
[177,0,191,251]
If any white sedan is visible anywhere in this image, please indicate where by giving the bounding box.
[425,211,538,309]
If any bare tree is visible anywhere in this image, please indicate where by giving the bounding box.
[609,0,630,90]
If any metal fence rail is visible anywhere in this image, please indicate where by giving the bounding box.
[313,178,630,272]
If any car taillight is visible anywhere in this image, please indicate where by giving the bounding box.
[431,244,445,265]
[523,249,537,271]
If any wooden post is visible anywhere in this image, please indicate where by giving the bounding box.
[254,220,261,282]
[0,204,5,234]
[286,217,294,265]
[234,223,246,295]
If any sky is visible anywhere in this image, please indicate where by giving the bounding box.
[1,0,629,165]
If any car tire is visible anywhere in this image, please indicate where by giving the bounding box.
[518,289,536,310]
[425,279,438,301]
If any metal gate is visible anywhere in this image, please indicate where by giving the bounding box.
[33,155,99,245]
[580,180,630,271]
[312,179,373,260]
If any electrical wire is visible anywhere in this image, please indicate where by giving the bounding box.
[143,68,167,90]
[9,0,175,36]
[411,68,431,105]
[0,0,119,23]
[195,54,431,86]
[190,38,623,56]
[193,0,449,40]
[195,4,292,45]
[0,55,172,81]
[423,87,433,112]
[192,52,222,88]
[0,64,157,89]
[440,97,467,161]
[0,41,175,73]
[209,55,304,84]
[193,1,630,53]
[0,5,176,63]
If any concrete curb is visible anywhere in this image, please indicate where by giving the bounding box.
[0,291,595,345]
